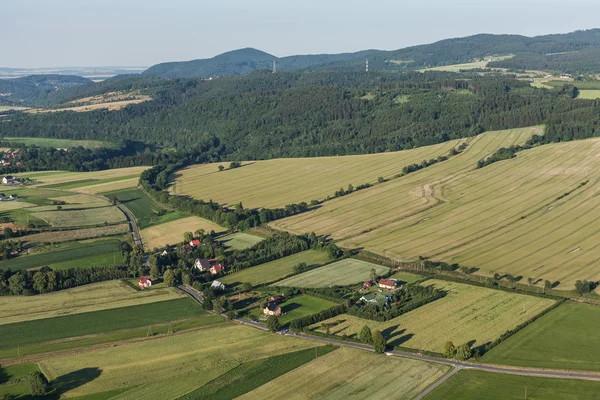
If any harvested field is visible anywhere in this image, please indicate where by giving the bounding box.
[26,94,151,114]
[221,250,331,286]
[273,258,390,288]
[418,55,513,72]
[1,137,111,148]
[240,347,450,400]
[49,193,104,204]
[0,280,184,325]
[19,166,147,186]
[76,177,140,194]
[38,324,319,398]
[33,206,126,227]
[18,224,128,244]
[482,301,600,371]
[140,216,224,249]
[311,280,555,352]
[172,139,464,208]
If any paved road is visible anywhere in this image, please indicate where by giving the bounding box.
[178,284,204,303]
[114,202,142,247]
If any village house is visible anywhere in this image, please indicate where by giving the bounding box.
[210,262,225,275]
[194,258,211,271]
[138,276,152,289]
[378,278,399,290]
[2,176,14,185]
[359,293,390,307]
[263,301,282,316]
[189,239,201,247]
[362,280,374,290]
[211,280,225,291]
[194,258,225,275]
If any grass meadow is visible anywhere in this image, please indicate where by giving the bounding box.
[482,301,600,371]
[240,347,450,400]
[140,216,224,249]
[312,280,555,352]
[273,258,390,288]
[173,139,463,208]
[2,137,111,149]
[32,206,126,227]
[0,280,184,325]
[38,324,320,398]
[219,231,264,250]
[0,297,204,352]
[278,295,337,325]
[102,188,171,229]
[220,249,331,287]
[578,89,600,99]
[417,55,513,72]
[424,369,600,400]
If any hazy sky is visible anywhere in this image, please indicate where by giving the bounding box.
[3,0,600,68]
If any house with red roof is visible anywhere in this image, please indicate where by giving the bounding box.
[138,276,152,289]
[210,262,225,275]
[378,279,398,290]
[189,239,201,247]
[263,301,282,316]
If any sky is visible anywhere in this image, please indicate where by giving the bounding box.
[3,0,600,68]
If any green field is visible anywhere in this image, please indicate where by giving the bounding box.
[173,139,463,208]
[0,280,184,325]
[240,347,450,400]
[578,89,600,99]
[424,369,600,400]
[389,270,425,284]
[41,174,139,190]
[33,205,126,227]
[0,239,124,271]
[3,136,112,148]
[312,280,555,352]
[483,301,600,371]
[0,363,42,398]
[38,324,320,398]
[103,188,183,229]
[180,346,336,400]
[18,167,147,186]
[273,258,390,288]
[274,126,600,289]
[220,250,332,286]
[278,295,337,325]
[220,231,264,250]
[0,297,204,351]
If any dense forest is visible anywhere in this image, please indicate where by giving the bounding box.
[489,48,600,74]
[2,70,600,161]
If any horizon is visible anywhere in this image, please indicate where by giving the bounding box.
[4,0,600,69]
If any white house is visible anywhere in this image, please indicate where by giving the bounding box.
[211,280,225,291]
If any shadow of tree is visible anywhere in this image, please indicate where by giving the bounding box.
[281,302,302,313]
[52,367,102,395]
[0,366,8,384]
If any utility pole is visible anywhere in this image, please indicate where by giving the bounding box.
[524,386,527,399]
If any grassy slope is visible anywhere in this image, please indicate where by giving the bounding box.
[482,301,600,371]
[0,297,204,350]
[39,325,319,398]
[424,369,600,400]
[311,280,555,352]
[0,280,184,325]
[240,346,450,400]
[220,249,331,286]
[173,139,463,209]
[273,258,390,288]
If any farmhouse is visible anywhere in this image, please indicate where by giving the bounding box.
[2,176,14,185]
[194,258,225,275]
[378,279,399,290]
[210,263,225,275]
[138,276,152,288]
[211,280,225,291]
[189,239,201,247]
[362,280,374,290]
[360,293,390,306]
[263,301,282,316]
[194,258,211,271]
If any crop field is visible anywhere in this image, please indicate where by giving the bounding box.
[32,205,126,227]
[0,280,185,325]
[221,250,332,286]
[0,239,123,271]
[17,224,128,244]
[104,188,169,228]
[172,139,463,208]
[42,175,139,191]
[76,177,140,194]
[27,94,151,114]
[482,301,600,371]
[220,231,264,250]
[312,280,555,352]
[418,55,513,72]
[278,295,337,325]
[1,136,111,148]
[273,258,390,288]
[141,216,225,249]
[424,369,600,400]
[38,324,320,398]
[240,347,450,400]
[19,166,147,186]
[0,297,205,351]
[578,89,600,99]
[273,126,600,288]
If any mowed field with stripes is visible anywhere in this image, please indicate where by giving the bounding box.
[273,125,600,289]
[172,139,463,209]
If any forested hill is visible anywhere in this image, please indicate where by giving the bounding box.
[1,71,598,161]
[142,29,600,78]
[0,74,92,106]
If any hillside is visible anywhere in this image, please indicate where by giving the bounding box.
[0,74,92,106]
[142,29,600,78]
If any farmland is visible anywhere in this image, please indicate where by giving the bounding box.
[220,231,264,250]
[2,136,111,149]
[273,126,600,288]
[278,295,337,325]
[578,89,600,99]
[38,324,320,398]
[424,369,600,400]
[32,205,126,227]
[0,239,124,271]
[18,166,147,186]
[0,280,185,325]
[311,280,555,352]
[172,139,463,208]
[482,301,600,371]
[140,215,224,249]
[273,258,390,288]
[15,224,128,244]
[103,188,178,229]
[418,55,513,72]
[0,297,205,351]
[240,347,450,400]
[221,249,332,286]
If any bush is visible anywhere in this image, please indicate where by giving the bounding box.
[26,372,49,396]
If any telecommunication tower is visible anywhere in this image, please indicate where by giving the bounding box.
[366,58,369,72]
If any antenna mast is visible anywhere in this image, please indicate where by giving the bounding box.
[366,58,369,73]
[273,60,276,73]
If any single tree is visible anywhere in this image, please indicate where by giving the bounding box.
[443,341,456,358]
[183,232,194,243]
[26,372,49,396]
[32,271,46,293]
[150,265,160,280]
[359,325,373,344]
[527,277,534,286]
[163,269,175,287]
[265,315,280,332]
[544,280,553,292]
[377,176,385,184]
[455,343,472,361]
[218,165,225,172]
[370,268,378,282]
[242,282,253,291]
[372,330,386,353]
